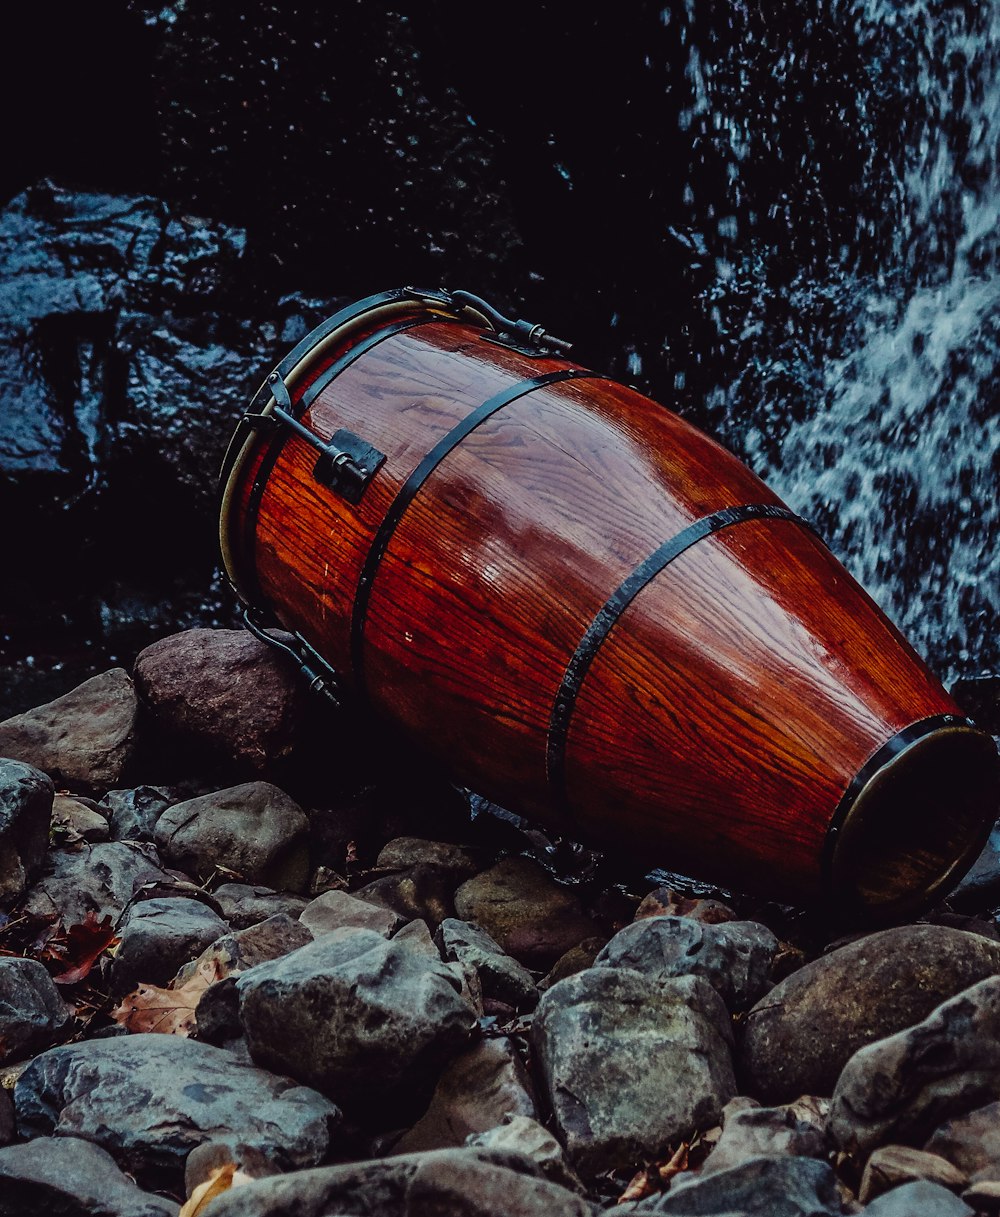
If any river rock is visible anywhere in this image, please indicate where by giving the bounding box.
[0,1088,12,1144]
[634,887,738,924]
[134,628,305,771]
[0,1135,178,1217]
[109,897,229,993]
[435,918,539,1012]
[594,915,778,1011]
[829,975,1000,1157]
[702,1095,829,1175]
[740,925,1000,1102]
[22,841,173,926]
[0,759,52,905]
[861,1179,974,1217]
[14,1034,340,1188]
[100,786,172,843]
[926,1100,1000,1183]
[859,1145,967,1204]
[299,889,403,939]
[154,781,310,889]
[0,958,72,1064]
[377,837,484,878]
[354,864,462,932]
[237,928,477,1114]
[212,882,309,929]
[539,937,607,992]
[465,1116,585,1194]
[532,968,735,1176]
[0,669,137,791]
[191,1147,592,1217]
[394,1038,538,1154]
[51,794,110,844]
[619,1155,850,1216]
[454,857,599,969]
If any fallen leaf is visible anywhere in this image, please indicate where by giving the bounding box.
[617,1167,656,1204]
[179,1164,237,1216]
[657,1142,689,1182]
[52,911,119,985]
[111,954,226,1036]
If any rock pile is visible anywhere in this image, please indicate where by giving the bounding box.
[0,626,998,1215]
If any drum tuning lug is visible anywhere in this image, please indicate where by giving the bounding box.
[449,288,574,357]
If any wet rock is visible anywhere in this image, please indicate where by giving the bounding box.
[741,926,1000,1102]
[354,863,462,933]
[532,968,735,1176]
[14,1033,340,1189]
[192,1146,591,1217]
[377,837,484,880]
[22,841,173,926]
[861,1179,974,1217]
[51,794,110,843]
[0,959,72,1064]
[394,1038,538,1154]
[829,975,1000,1157]
[100,786,172,843]
[435,918,539,1012]
[594,915,778,1011]
[0,670,137,791]
[859,1145,967,1204]
[0,759,52,906]
[212,882,309,929]
[465,1116,585,1194]
[109,897,229,993]
[619,1155,850,1216]
[154,782,310,889]
[237,928,478,1114]
[134,629,305,771]
[299,889,403,939]
[454,857,600,969]
[702,1095,829,1175]
[926,1100,1000,1183]
[0,1135,178,1217]
[538,937,607,992]
[634,887,738,924]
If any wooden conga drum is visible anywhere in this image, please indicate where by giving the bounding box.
[219,287,998,919]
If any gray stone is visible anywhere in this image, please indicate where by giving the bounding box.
[109,897,230,993]
[829,975,1000,1157]
[454,857,599,969]
[926,1100,1000,1183]
[532,967,736,1176]
[377,837,483,878]
[620,1156,851,1216]
[594,916,778,1011]
[134,628,305,770]
[51,794,110,844]
[155,782,310,889]
[435,918,539,1012]
[213,882,309,929]
[465,1116,585,1194]
[0,670,137,791]
[702,1095,829,1175]
[299,889,403,939]
[393,918,441,959]
[14,1033,340,1189]
[859,1145,967,1204]
[101,786,172,843]
[0,1136,178,1217]
[394,1038,538,1154]
[0,958,73,1063]
[861,1179,974,1217]
[741,926,1000,1102]
[22,841,173,926]
[0,759,53,906]
[190,1147,593,1217]
[238,928,478,1113]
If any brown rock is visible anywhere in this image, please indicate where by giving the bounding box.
[299,889,403,939]
[634,886,738,924]
[51,795,110,844]
[538,937,607,992]
[860,1145,967,1204]
[926,1100,1000,1183]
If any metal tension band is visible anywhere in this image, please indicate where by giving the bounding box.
[350,368,611,698]
[545,503,821,801]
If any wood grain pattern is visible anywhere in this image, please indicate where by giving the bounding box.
[220,296,995,909]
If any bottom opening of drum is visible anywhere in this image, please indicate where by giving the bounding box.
[830,725,1000,921]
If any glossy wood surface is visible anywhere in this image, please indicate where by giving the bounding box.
[222,300,980,904]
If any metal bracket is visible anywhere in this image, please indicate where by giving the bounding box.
[242,607,343,709]
[264,371,386,504]
[446,289,574,358]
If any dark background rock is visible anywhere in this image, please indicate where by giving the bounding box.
[22,840,173,927]
[0,759,53,906]
[0,959,72,1064]
[101,786,172,843]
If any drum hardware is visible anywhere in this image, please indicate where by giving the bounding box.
[241,606,343,708]
[447,289,575,357]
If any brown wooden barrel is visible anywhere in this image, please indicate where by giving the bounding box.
[219,287,999,920]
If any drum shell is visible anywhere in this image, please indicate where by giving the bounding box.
[220,290,998,916]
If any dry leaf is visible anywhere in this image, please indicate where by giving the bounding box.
[657,1142,689,1182]
[52,911,119,985]
[179,1164,235,1217]
[111,955,226,1037]
[617,1168,656,1204]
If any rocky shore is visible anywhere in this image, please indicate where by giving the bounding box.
[0,627,996,1215]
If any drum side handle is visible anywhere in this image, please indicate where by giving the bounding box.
[242,606,343,709]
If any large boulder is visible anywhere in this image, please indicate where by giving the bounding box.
[740,926,1000,1101]
[532,968,736,1176]
[154,782,310,889]
[0,758,53,906]
[0,670,137,792]
[14,1034,340,1189]
[0,959,72,1064]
